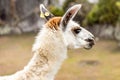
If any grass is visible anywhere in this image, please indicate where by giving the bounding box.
[0,33,120,80]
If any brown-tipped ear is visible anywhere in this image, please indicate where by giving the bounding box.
[40,4,54,21]
[61,4,82,31]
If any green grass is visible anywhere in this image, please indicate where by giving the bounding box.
[0,33,120,80]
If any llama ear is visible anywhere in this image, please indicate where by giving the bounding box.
[40,4,54,21]
[61,4,82,31]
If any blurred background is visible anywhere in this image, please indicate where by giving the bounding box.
[0,0,120,80]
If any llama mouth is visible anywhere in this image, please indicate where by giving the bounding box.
[84,45,93,50]
[84,42,95,50]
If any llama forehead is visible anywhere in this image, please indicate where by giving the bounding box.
[45,17,62,30]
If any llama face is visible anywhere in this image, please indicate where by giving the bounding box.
[62,20,95,49]
[40,4,95,49]
[60,4,95,49]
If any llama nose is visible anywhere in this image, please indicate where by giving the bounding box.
[85,38,95,45]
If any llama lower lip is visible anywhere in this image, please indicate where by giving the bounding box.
[84,46,92,50]
[84,44,93,50]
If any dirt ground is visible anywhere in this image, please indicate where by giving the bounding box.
[0,33,120,80]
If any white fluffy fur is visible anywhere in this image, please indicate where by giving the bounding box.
[0,26,67,80]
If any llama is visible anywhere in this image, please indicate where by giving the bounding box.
[0,4,95,80]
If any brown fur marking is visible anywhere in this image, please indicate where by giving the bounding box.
[45,17,61,30]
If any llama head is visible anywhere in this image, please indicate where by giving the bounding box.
[40,4,95,50]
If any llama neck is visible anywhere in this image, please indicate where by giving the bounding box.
[24,27,67,80]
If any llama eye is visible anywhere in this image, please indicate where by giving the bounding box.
[74,28,81,34]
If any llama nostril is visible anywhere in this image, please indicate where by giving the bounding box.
[85,38,95,45]
[85,38,94,42]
